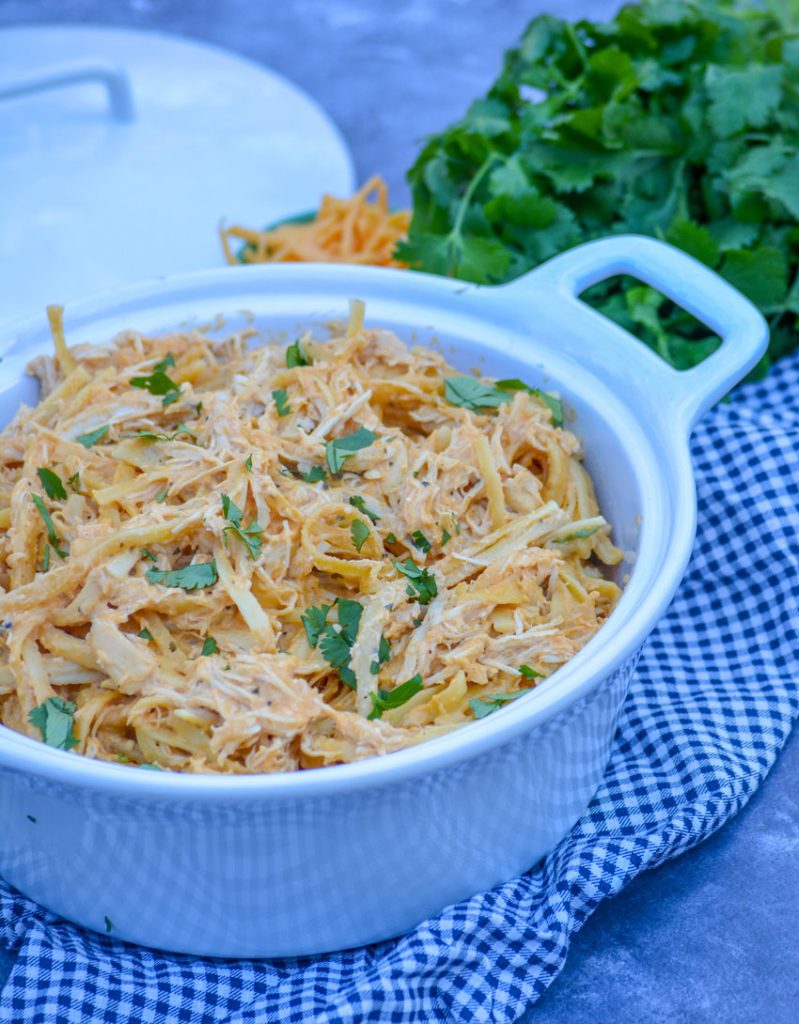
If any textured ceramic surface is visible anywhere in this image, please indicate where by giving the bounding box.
[0,237,767,955]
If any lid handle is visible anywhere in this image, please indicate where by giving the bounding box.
[0,62,135,122]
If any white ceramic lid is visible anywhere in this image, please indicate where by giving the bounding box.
[0,25,356,324]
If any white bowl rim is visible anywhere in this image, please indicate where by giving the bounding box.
[0,247,766,799]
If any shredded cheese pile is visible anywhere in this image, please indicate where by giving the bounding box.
[219,177,410,268]
[0,302,622,773]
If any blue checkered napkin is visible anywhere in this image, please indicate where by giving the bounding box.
[2,353,798,1024]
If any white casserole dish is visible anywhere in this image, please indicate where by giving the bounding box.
[0,236,766,956]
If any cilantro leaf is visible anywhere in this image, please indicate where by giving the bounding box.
[349,495,380,523]
[403,1,799,377]
[138,628,154,641]
[495,379,564,427]
[301,466,326,483]
[286,340,309,368]
[154,354,176,372]
[551,527,598,543]
[518,664,541,679]
[66,472,81,492]
[272,388,291,416]
[76,425,109,448]
[318,599,363,688]
[367,674,424,720]
[441,528,452,546]
[134,423,197,443]
[411,530,431,554]
[37,467,67,501]
[301,604,331,647]
[336,598,363,645]
[351,519,370,553]
[245,454,253,472]
[32,495,67,558]
[145,561,218,590]
[28,697,78,750]
[385,532,398,545]
[444,376,509,412]
[469,692,522,719]
[130,363,181,405]
[318,628,356,687]
[201,636,219,656]
[395,559,438,604]
[325,427,377,475]
[221,495,263,559]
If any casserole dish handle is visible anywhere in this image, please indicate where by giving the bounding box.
[505,234,769,430]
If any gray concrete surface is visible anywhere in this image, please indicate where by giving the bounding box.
[0,2,797,1021]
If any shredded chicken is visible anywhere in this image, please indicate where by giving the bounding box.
[0,302,622,773]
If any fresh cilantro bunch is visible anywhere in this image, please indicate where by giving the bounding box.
[399,0,799,375]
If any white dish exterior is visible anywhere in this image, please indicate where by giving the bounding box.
[0,237,766,956]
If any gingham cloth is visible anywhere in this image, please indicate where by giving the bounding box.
[1,351,798,1024]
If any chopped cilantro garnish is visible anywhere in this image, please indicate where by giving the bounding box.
[286,340,309,368]
[370,634,391,675]
[302,604,332,647]
[134,423,196,443]
[444,376,509,412]
[441,528,452,546]
[300,465,327,483]
[318,598,363,688]
[32,495,67,558]
[138,628,154,641]
[76,425,109,448]
[351,518,370,553]
[155,488,169,503]
[469,692,523,719]
[272,388,291,416]
[145,561,218,590]
[37,467,66,500]
[385,532,398,545]
[41,544,50,573]
[325,427,377,475]
[28,696,78,750]
[367,674,424,720]
[552,527,599,543]
[349,495,380,523]
[154,354,176,372]
[140,548,157,562]
[221,494,264,559]
[66,472,81,492]
[495,379,564,428]
[518,664,541,679]
[244,454,253,472]
[395,559,438,604]
[411,530,431,554]
[201,636,219,656]
[336,598,363,645]
[130,362,181,406]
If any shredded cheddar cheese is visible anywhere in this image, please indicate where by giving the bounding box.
[219,177,410,268]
